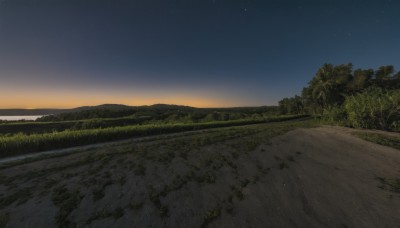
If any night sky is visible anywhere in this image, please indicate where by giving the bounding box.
[0,0,399,108]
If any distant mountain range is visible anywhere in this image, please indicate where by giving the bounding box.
[0,104,127,116]
[0,104,195,116]
[0,104,275,116]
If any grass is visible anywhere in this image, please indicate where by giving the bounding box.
[0,115,307,158]
[0,115,153,135]
[231,186,245,200]
[86,207,125,224]
[92,172,113,201]
[0,118,321,227]
[357,133,400,195]
[201,207,221,228]
[147,186,170,218]
[0,187,33,209]
[376,177,400,193]
[52,186,83,228]
[355,132,400,150]
[0,120,306,182]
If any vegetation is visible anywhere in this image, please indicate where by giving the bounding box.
[202,208,221,228]
[0,187,33,209]
[0,116,153,135]
[0,105,279,135]
[354,132,400,150]
[35,104,278,122]
[0,115,306,158]
[52,186,83,228]
[344,88,400,130]
[376,177,400,193]
[0,119,319,227]
[279,63,400,131]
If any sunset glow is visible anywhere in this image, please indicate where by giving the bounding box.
[1,0,399,109]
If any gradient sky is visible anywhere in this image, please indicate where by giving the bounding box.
[0,0,399,108]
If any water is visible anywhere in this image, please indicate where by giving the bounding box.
[0,116,44,121]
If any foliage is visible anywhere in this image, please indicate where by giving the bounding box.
[278,96,304,115]
[0,106,280,135]
[355,132,400,150]
[36,104,278,122]
[0,116,153,135]
[0,119,320,227]
[322,105,347,124]
[0,115,307,158]
[344,88,400,129]
[279,63,400,130]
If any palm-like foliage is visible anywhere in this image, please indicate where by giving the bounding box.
[376,65,394,80]
[279,63,400,128]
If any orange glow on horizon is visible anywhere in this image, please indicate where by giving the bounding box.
[0,94,245,109]
[0,84,262,109]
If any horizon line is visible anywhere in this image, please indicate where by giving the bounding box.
[0,103,277,110]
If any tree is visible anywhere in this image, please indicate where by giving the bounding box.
[278,63,400,129]
[278,96,304,115]
[307,63,353,110]
[375,65,394,80]
[349,68,373,92]
[394,71,400,80]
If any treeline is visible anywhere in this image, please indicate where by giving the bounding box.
[37,104,278,123]
[279,63,400,130]
[0,105,280,135]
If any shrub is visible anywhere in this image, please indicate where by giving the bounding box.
[344,87,400,130]
[322,105,347,124]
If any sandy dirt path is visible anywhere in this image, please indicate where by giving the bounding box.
[241,126,400,228]
[0,125,399,227]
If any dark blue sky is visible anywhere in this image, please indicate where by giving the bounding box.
[0,0,399,108]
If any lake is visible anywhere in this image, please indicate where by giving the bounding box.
[0,116,44,121]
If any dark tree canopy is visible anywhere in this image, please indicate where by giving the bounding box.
[280,63,400,115]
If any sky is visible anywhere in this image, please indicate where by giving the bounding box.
[0,0,399,108]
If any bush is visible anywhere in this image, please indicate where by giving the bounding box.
[344,87,400,130]
[322,105,347,124]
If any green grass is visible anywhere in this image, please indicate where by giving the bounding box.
[355,132,400,150]
[0,114,306,135]
[52,186,83,227]
[0,118,320,227]
[0,115,152,135]
[0,115,307,158]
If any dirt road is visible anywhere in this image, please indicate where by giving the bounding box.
[0,125,399,227]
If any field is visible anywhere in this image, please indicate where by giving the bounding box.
[1,119,399,227]
[0,115,306,158]
[2,1,400,227]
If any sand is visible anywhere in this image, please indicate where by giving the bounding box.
[0,125,399,227]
